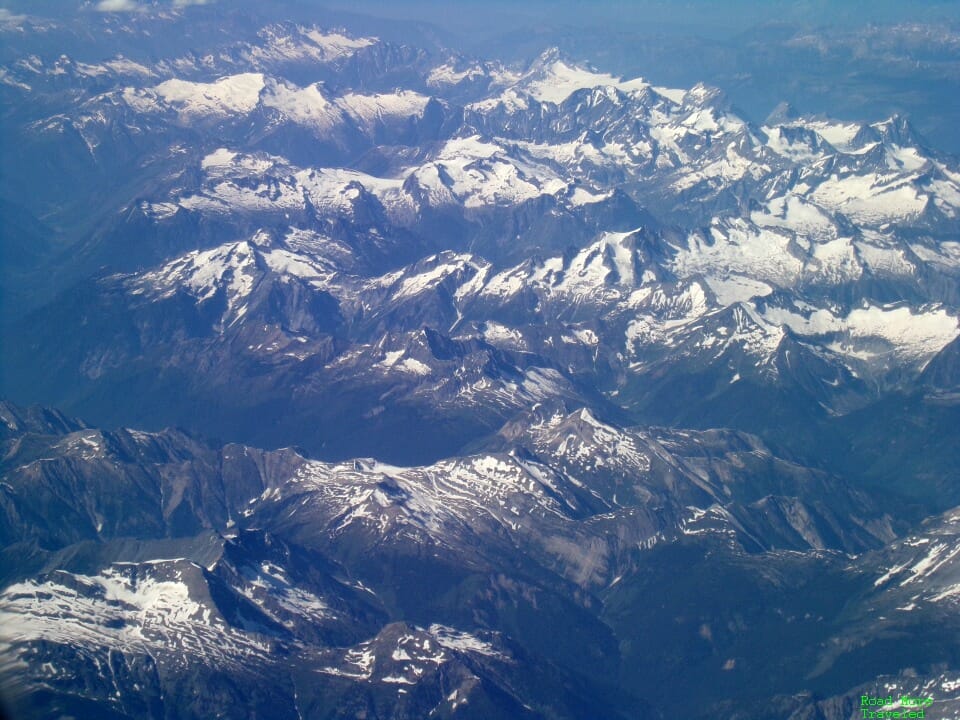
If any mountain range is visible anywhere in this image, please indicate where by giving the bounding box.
[2,5,960,719]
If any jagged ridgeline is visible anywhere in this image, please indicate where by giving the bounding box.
[2,4,960,720]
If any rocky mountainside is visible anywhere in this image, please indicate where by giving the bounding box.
[2,399,957,720]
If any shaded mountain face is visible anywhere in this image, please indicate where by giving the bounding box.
[2,4,960,720]
[0,400,953,720]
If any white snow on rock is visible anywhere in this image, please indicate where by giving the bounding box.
[134,240,259,308]
[427,624,500,657]
[338,90,432,132]
[374,350,432,376]
[520,58,649,104]
[262,79,344,131]
[123,72,431,136]
[76,57,155,79]
[799,119,864,152]
[151,72,266,118]
[672,219,804,288]
[762,303,959,366]
[910,241,960,270]
[751,194,837,239]
[704,275,774,306]
[854,236,916,276]
[300,28,376,58]
[0,563,272,666]
[242,25,376,66]
[427,61,520,89]
[809,171,929,225]
[411,135,568,208]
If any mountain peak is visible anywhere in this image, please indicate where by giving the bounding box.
[766,100,799,125]
[530,46,565,68]
[516,49,647,104]
[682,81,728,109]
[873,113,922,147]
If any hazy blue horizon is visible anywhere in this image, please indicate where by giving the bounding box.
[293,0,960,37]
[9,1,960,35]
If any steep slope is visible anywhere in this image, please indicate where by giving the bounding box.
[0,404,945,720]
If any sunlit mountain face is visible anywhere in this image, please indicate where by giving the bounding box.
[2,2,960,719]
